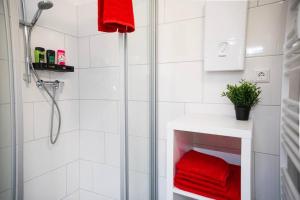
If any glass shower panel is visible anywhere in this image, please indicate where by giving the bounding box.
[127,0,151,199]
[0,0,14,199]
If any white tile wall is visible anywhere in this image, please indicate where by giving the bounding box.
[129,171,149,200]
[80,130,105,163]
[63,191,80,200]
[65,35,79,67]
[254,153,280,200]
[105,133,120,167]
[24,131,79,181]
[79,161,94,191]
[246,1,287,57]
[24,167,67,200]
[128,27,148,65]
[158,18,203,63]
[128,65,149,101]
[78,37,90,68]
[158,62,203,102]
[244,55,283,106]
[0,15,8,60]
[80,190,113,200]
[23,103,34,142]
[80,100,119,133]
[79,68,120,100]
[0,147,12,193]
[128,101,149,137]
[25,0,77,35]
[90,33,119,67]
[164,0,205,22]
[67,161,80,194]
[93,164,120,199]
[77,1,98,37]
[129,136,149,173]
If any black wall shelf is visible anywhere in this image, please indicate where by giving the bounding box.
[32,63,74,72]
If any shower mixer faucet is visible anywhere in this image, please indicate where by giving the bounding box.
[36,80,64,89]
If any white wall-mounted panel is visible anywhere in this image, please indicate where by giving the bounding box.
[204,1,247,71]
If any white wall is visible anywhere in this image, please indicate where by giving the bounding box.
[17,0,80,199]
[157,0,286,200]
[11,0,286,199]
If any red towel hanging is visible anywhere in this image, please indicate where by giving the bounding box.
[98,0,135,33]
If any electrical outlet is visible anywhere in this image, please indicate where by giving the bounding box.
[255,69,270,83]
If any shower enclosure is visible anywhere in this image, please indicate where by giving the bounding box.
[2,0,158,199]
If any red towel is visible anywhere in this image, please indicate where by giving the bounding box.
[175,164,241,200]
[176,150,230,184]
[175,171,230,192]
[98,0,135,33]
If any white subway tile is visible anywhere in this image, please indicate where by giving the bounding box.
[25,0,77,35]
[93,164,120,199]
[252,106,281,155]
[31,27,65,54]
[158,18,203,63]
[105,133,120,167]
[0,147,12,192]
[67,161,79,194]
[158,62,203,102]
[77,1,98,36]
[128,101,149,137]
[50,71,79,100]
[80,161,94,191]
[129,171,149,200]
[158,102,185,139]
[80,100,119,133]
[244,56,283,106]
[203,71,243,104]
[165,0,205,22]
[128,65,149,101]
[79,68,120,100]
[0,104,12,148]
[0,60,10,104]
[249,0,258,8]
[23,103,35,142]
[65,35,78,67]
[24,167,67,200]
[246,1,287,57]
[90,33,119,67]
[80,190,113,200]
[34,100,79,139]
[132,0,148,27]
[254,153,280,200]
[0,15,8,60]
[63,191,80,200]
[22,70,51,103]
[78,37,90,68]
[129,136,149,173]
[24,131,79,181]
[80,130,105,163]
[128,27,148,65]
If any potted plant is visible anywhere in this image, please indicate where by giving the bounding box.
[222,80,261,121]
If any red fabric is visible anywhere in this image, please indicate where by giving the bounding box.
[98,0,135,33]
[175,171,230,192]
[176,150,230,184]
[175,164,241,200]
[176,170,230,188]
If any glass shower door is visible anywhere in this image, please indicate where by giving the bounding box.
[0,0,15,199]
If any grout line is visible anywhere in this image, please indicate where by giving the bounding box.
[79,188,114,200]
[24,159,80,183]
[160,16,205,26]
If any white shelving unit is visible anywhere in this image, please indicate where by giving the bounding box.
[166,114,253,200]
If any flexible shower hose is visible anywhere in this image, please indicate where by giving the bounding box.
[30,64,62,144]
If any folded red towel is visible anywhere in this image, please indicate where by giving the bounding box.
[175,164,241,200]
[176,170,230,188]
[176,150,230,184]
[98,0,135,33]
[176,171,230,192]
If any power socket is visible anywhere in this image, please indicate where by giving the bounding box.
[255,69,270,83]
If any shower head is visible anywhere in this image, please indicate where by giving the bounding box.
[30,1,53,27]
[38,1,53,10]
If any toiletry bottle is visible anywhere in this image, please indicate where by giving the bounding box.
[34,47,46,63]
[57,50,65,65]
[46,50,56,65]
